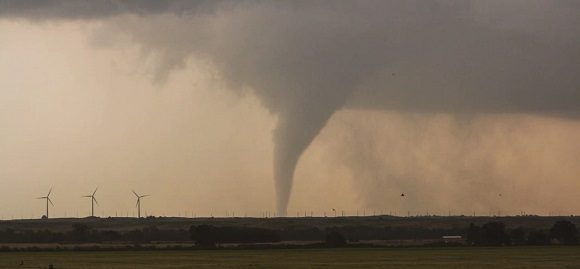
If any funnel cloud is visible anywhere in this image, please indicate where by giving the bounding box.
[1,0,579,216]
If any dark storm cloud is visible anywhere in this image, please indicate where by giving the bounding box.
[2,0,579,215]
[0,0,217,20]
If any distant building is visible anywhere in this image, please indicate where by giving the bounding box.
[442,235,463,243]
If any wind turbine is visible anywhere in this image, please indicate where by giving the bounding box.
[37,187,54,219]
[83,187,99,217]
[132,190,150,218]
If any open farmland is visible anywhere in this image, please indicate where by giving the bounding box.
[1,247,580,269]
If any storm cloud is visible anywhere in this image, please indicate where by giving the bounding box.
[2,0,579,215]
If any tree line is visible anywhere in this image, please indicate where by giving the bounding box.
[0,224,461,244]
[0,220,576,247]
[466,220,578,246]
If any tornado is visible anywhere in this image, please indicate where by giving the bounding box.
[273,104,339,216]
[2,0,580,216]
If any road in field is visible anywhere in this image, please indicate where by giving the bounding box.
[1,247,579,268]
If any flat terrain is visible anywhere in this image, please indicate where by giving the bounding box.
[2,215,578,232]
[1,247,580,269]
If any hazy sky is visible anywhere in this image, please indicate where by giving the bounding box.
[1,1,580,218]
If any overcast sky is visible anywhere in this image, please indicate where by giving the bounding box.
[1,1,580,218]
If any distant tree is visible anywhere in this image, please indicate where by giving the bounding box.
[467,222,510,246]
[550,220,578,245]
[101,230,121,242]
[509,226,526,245]
[527,230,549,245]
[190,225,220,248]
[466,223,482,245]
[71,224,89,242]
[480,222,510,246]
[125,229,145,243]
[281,227,324,241]
[325,231,347,247]
[143,226,161,242]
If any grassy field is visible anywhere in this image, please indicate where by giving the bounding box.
[1,247,580,269]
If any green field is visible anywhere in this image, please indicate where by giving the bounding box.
[1,247,580,269]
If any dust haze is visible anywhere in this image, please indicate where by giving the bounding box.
[1,1,580,217]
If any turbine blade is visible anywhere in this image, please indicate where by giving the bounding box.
[47,187,52,197]
[82,195,92,198]
[132,190,139,198]
[93,197,99,206]
[37,197,45,199]
[48,198,54,206]
[141,195,150,198]
[93,187,98,196]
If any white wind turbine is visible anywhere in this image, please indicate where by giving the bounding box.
[132,190,150,218]
[37,187,54,219]
[83,187,99,217]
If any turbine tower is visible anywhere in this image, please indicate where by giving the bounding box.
[37,187,54,219]
[132,190,150,218]
[83,187,99,217]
